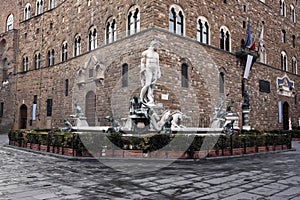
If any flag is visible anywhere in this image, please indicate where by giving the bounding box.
[250,22,258,50]
[258,25,264,53]
[245,21,251,48]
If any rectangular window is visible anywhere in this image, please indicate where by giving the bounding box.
[46,99,52,116]
[33,95,38,104]
[0,102,3,117]
[219,73,225,93]
[181,64,188,88]
[65,79,69,96]
[122,64,128,87]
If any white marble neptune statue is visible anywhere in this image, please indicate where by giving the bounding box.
[140,40,161,105]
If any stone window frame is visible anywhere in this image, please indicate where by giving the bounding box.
[22,56,29,72]
[24,3,31,20]
[290,4,296,23]
[88,26,97,51]
[197,16,210,45]
[49,0,56,10]
[220,26,231,52]
[127,5,140,36]
[281,51,288,71]
[106,17,117,44]
[73,34,81,56]
[6,14,13,31]
[61,41,68,62]
[36,0,44,15]
[34,52,41,69]
[169,4,185,36]
[292,56,297,74]
[280,0,286,17]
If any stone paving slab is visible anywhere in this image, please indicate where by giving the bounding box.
[0,138,299,199]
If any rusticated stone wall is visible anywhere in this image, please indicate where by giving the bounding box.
[0,0,299,131]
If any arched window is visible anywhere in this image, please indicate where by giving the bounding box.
[280,0,286,16]
[24,3,31,20]
[220,26,231,51]
[36,0,44,15]
[169,8,176,33]
[169,5,185,36]
[122,63,128,87]
[176,11,184,35]
[47,49,55,66]
[220,29,225,50]
[88,27,97,51]
[290,4,296,23]
[6,14,13,31]
[49,0,56,9]
[292,57,297,74]
[181,63,188,88]
[219,72,225,94]
[34,53,41,69]
[127,6,140,36]
[74,35,81,56]
[106,18,117,44]
[197,17,210,44]
[22,56,29,72]
[61,42,68,62]
[282,30,286,43]
[281,51,287,71]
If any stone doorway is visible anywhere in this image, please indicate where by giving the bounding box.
[19,104,27,129]
[283,102,289,130]
[85,91,96,126]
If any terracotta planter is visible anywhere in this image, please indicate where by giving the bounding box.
[31,144,39,150]
[246,147,256,154]
[63,148,74,156]
[232,148,243,155]
[40,145,48,152]
[208,150,217,157]
[275,146,282,151]
[268,146,275,151]
[223,149,231,156]
[258,146,266,152]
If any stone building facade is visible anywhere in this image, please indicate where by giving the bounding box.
[0,0,19,133]
[0,0,299,132]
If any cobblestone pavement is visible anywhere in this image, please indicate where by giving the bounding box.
[0,134,300,200]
